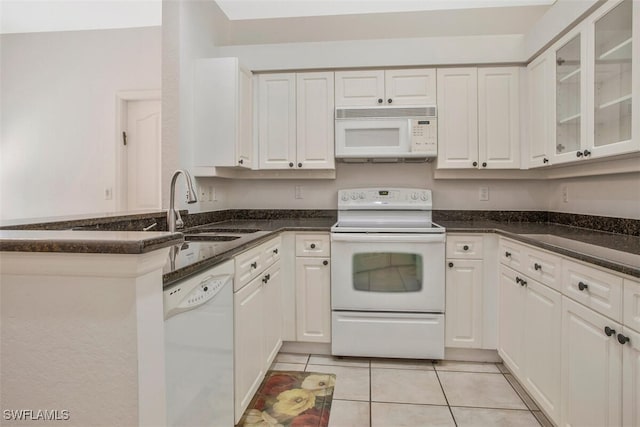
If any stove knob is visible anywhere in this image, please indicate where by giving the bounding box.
[359,192,365,199]
[350,193,358,200]
[420,193,428,201]
[411,193,418,200]
[341,194,349,201]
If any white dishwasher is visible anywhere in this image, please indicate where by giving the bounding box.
[164,260,234,427]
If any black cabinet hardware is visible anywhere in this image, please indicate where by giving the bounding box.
[617,334,630,345]
[576,151,583,158]
[473,161,478,167]
[387,98,393,104]
[543,158,549,164]
[583,149,591,157]
[298,162,302,167]
[323,260,328,266]
[516,277,522,284]
[505,251,512,258]
[578,281,588,291]
[482,162,487,167]
[448,262,454,268]
[310,243,316,249]
[521,279,527,286]
[251,262,257,269]
[463,245,469,251]
[238,159,244,164]
[262,276,268,283]
[273,249,278,254]
[378,98,383,104]
[604,326,616,337]
[534,263,542,271]
[289,162,294,167]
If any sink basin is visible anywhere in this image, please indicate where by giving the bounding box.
[187,228,262,234]
[184,234,240,242]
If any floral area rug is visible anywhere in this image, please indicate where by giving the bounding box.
[237,371,336,427]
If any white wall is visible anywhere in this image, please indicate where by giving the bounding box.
[0,27,161,220]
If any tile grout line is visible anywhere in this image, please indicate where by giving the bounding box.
[499,370,543,427]
[433,363,458,427]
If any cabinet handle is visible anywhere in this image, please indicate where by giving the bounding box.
[323,260,328,266]
[505,251,512,258]
[482,162,487,168]
[534,263,542,271]
[238,159,244,164]
[617,333,630,345]
[387,98,393,104]
[578,281,588,291]
[543,158,549,164]
[463,245,469,251]
[377,98,383,104]
[576,151,584,158]
[448,262,454,268]
[310,243,316,249]
[516,277,522,284]
[583,149,591,157]
[251,262,257,269]
[289,162,294,167]
[604,326,616,337]
[473,161,478,167]
[273,248,278,254]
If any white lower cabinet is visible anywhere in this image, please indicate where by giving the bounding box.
[262,261,283,367]
[499,265,562,424]
[561,296,622,427]
[295,256,331,343]
[445,259,483,348]
[622,326,640,427]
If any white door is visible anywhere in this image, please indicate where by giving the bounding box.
[296,257,331,343]
[125,100,161,210]
[258,74,296,169]
[498,266,525,377]
[436,68,479,169]
[296,72,335,169]
[445,259,483,348]
[385,68,437,106]
[478,67,520,169]
[334,70,385,106]
[262,261,283,369]
[527,52,553,168]
[622,326,640,427]
[561,297,622,427]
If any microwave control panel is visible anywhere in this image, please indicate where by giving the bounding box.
[410,119,437,155]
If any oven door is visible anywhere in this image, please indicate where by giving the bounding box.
[331,232,445,312]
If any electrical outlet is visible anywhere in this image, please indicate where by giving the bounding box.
[104,187,113,200]
[199,186,207,200]
[479,186,489,201]
[208,186,216,202]
[562,185,569,203]
[295,185,303,199]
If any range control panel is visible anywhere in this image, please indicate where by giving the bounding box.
[338,188,432,209]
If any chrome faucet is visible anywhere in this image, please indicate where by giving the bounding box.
[168,170,197,232]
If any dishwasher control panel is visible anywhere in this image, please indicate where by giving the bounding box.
[164,265,233,319]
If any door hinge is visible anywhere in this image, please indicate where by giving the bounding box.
[122,131,127,146]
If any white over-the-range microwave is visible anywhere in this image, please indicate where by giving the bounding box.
[335,106,437,161]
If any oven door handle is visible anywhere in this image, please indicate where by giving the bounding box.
[331,233,445,244]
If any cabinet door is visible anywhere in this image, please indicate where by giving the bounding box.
[478,67,520,169]
[527,52,554,168]
[498,266,526,377]
[295,257,331,343]
[445,259,483,348]
[234,277,265,423]
[589,0,638,158]
[296,72,335,169]
[622,326,640,427]
[258,74,297,169]
[552,29,587,165]
[436,68,479,169]
[384,68,436,105]
[523,280,562,425]
[561,297,622,427]
[335,70,384,106]
[262,261,283,370]
[237,66,253,168]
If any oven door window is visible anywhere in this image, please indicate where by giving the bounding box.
[353,252,423,292]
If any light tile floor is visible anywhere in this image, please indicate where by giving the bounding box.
[271,353,554,427]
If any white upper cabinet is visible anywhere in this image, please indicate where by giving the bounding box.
[258,72,334,170]
[437,67,520,169]
[527,52,554,168]
[194,57,253,171]
[335,68,435,107]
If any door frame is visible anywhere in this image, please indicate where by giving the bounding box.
[115,90,161,211]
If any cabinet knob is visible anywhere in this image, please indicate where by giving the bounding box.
[323,260,328,266]
[534,263,542,271]
[289,162,294,167]
[298,162,302,167]
[473,161,478,167]
[505,251,512,258]
[583,149,591,157]
[543,158,549,164]
[377,98,383,104]
[578,281,588,291]
[273,248,278,254]
[604,326,616,337]
[617,334,630,345]
[387,98,393,104]
[238,159,244,164]
[251,262,257,269]
[482,162,487,168]
[463,245,469,251]
[576,151,584,158]
[262,276,268,284]
[516,277,522,284]
[310,243,316,249]
[521,279,527,287]
[448,262,454,268]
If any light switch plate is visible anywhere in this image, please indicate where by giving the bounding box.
[479,187,489,201]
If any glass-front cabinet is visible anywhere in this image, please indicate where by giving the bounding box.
[549,0,638,165]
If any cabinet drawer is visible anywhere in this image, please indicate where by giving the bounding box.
[524,246,562,292]
[261,236,282,269]
[499,238,525,270]
[296,234,330,257]
[235,245,264,292]
[624,279,640,333]
[563,259,623,322]
[446,235,484,259]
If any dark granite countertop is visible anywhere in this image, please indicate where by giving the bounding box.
[439,220,640,278]
[0,230,184,254]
